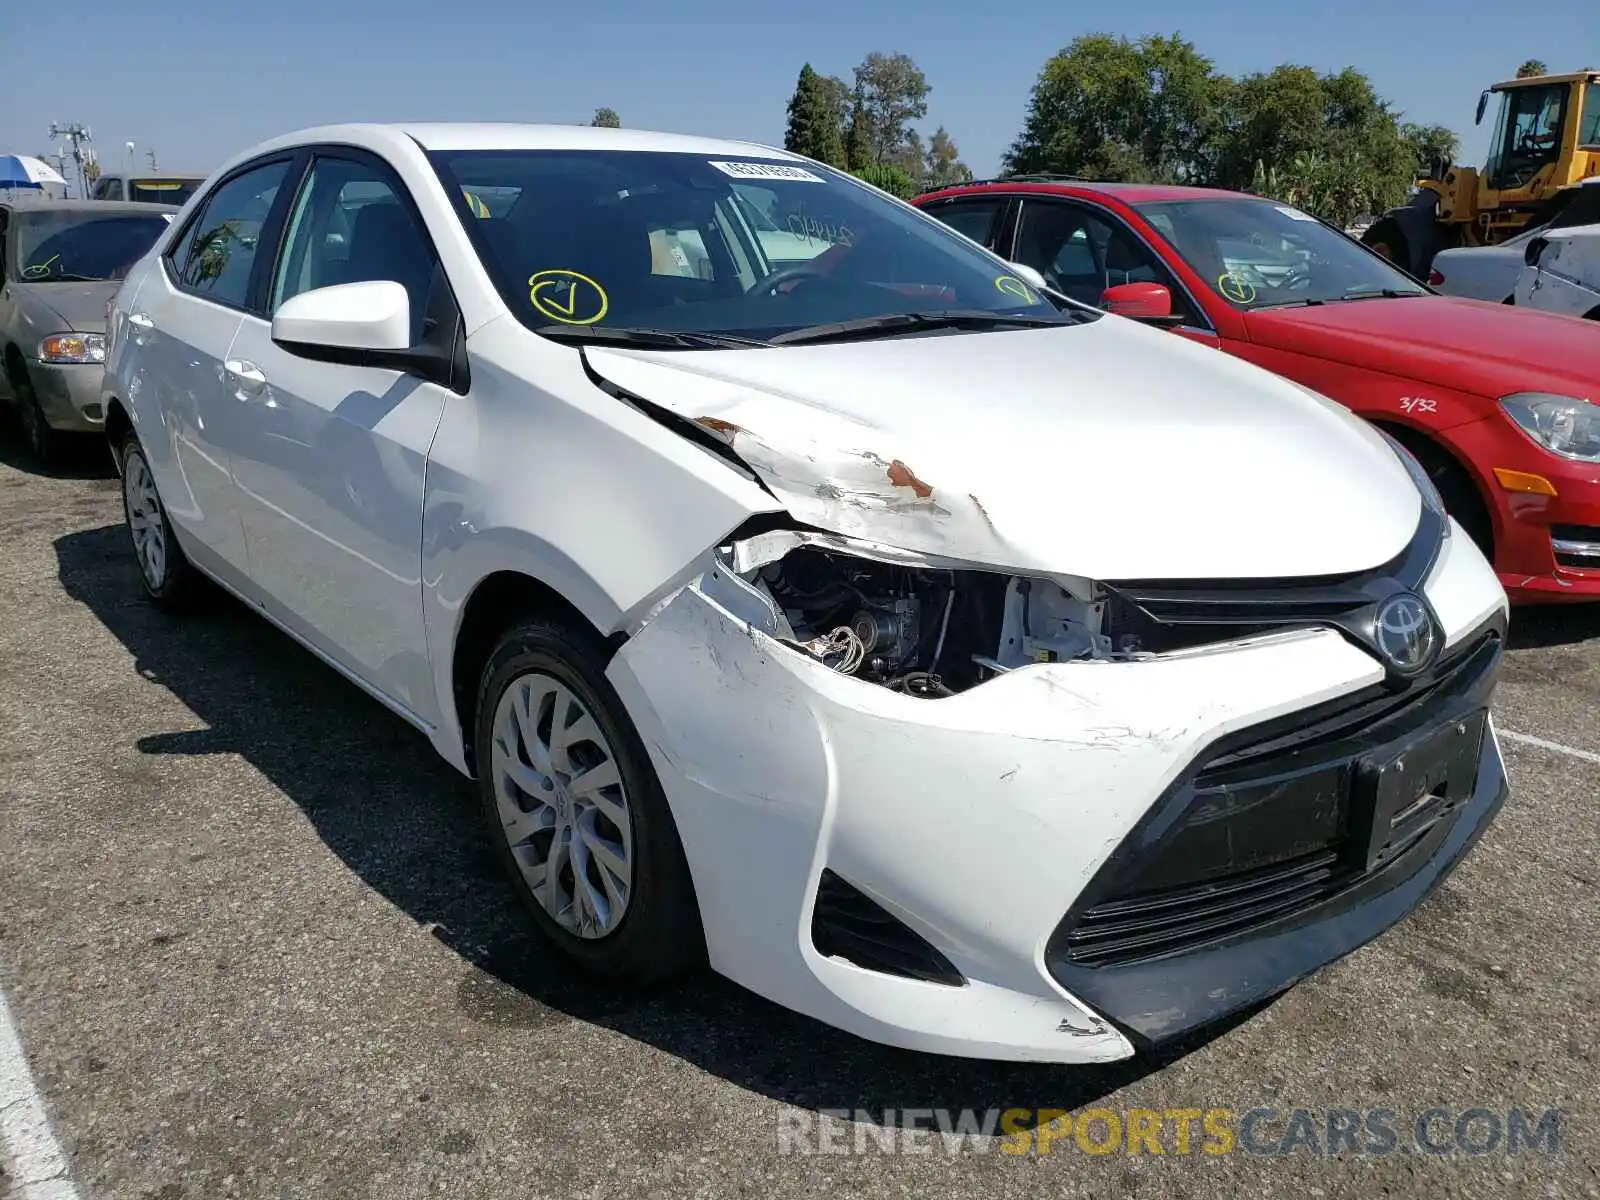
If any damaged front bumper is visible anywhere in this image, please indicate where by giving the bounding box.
[603,525,1510,1063]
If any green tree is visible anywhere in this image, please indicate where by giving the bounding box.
[1213,64,1417,224]
[854,162,916,199]
[845,90,873,172]
[1517,59,1549,78]
[1402,122,1460,175]
[852,52,931,166]
[924,126,971,187]
[591,107,620,128]
[1004,33,1223,181]
[892,129,927,185]
[784,64,848,166]
[819,74,853,132]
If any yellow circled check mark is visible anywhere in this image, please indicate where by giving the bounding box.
[536,281,579,316]
[528,269,608,325]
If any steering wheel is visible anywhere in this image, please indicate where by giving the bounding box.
[1280,263,1313,290]
[750,265,829,297]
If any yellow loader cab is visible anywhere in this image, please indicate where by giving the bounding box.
[1363,69,1600,279]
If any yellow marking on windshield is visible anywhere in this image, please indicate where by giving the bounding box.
[528,269,609,325]
[994,275,1035,302]
[1218,273,1257,304]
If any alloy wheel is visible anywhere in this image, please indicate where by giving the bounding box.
[123,452,168,589]
[490,672,635,939]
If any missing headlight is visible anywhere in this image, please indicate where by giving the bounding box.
[735,540,1143,696]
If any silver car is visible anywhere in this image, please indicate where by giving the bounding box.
[1428,224,1547,303]
[0,198,177,463]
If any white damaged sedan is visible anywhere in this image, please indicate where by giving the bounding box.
[101,124,1511,1063]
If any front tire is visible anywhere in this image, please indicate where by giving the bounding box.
[474,616,703,984]
[5,359,62,468]
[119,432,202,612]
[1363,218,1411,275]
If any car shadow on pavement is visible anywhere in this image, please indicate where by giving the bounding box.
[1507,603,1600,650]
[55,523,1259,1125]
[0,422,117,479]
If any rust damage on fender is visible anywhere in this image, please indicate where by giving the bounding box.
[695,416,742,440]
[885,459,933,499]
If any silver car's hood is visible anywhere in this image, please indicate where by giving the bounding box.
[12,281,116,333]
[585,314,1423,582]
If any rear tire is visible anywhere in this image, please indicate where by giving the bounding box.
[474,615,704,985]
[118,431,202,612]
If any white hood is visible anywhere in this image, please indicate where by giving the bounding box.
[586,315,1423,581]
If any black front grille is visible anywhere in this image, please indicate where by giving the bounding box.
[1063,851,1346,967]
[1552,524,1600,570]
[811,870,965,986]
[1049,626,1501,970]
[1104,508,1446,660]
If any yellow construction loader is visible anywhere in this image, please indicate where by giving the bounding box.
[1362,68,1600,278]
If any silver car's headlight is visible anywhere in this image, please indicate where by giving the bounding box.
[38,332,106,364]
[1499,392,1600,462]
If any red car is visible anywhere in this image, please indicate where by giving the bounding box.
[913,178,1600,603]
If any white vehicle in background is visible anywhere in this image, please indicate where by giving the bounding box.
[101,122,1510,1064]
[1429,224,1546,303]
[1513,178,1600,320]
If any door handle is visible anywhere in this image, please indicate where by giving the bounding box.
[224,358,267,398]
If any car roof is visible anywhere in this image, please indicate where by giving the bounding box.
[237,121,801,162]
[1,198,180,215]
[917,179,1261,205]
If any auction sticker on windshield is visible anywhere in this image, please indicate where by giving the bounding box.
[1274,205,1318,222]
[709,161,824,183]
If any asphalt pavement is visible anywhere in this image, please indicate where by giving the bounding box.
[0,436,1596,1200]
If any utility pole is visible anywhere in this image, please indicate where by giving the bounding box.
[48,122,95,198]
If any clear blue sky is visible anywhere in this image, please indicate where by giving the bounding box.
[1,0,1587,185]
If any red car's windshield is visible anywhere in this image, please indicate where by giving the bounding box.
[1134,198,1427,309]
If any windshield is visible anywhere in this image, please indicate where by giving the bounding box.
[1134,198,1426,308]
[128,178,201,205]
[1485,84,1569,191]
[429,149,1079,342]
[11,211,173,282]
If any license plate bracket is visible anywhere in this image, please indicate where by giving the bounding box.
[1350,709,1487,872]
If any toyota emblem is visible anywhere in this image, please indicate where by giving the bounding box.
[1373,593,1437,674]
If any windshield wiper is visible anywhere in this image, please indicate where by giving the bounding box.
[534,325,769,349]
[1252,298,1326,309]
[768,309,1076,346]
[1335,288,1425,301]
[32,272,102,283]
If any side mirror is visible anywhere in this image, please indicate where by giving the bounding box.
[272,280,410,353]
[1475,91,1490,126]
[1005,261,1049,291]
[1101,281,1177,322]
[270,278,462,390]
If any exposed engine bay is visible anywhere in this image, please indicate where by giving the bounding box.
[726,539,1157,697]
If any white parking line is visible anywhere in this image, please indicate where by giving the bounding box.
[0,983,80,1200]
[1499,728,1600,767]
